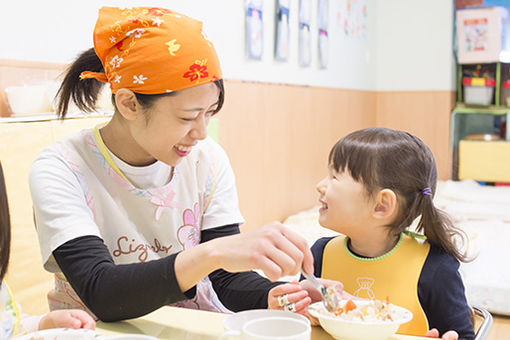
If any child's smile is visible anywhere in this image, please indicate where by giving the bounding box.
[318,199,328,213]
[316,169,373,237]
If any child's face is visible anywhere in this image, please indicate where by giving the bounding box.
[316,167,374,236]
[129,82,219,166]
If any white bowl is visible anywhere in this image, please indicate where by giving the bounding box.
[223,309,309,332]
[308,301,413,340]
[13,328,104,340]
[5,84,52,116]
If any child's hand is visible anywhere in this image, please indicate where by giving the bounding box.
[39,309,96,331]
[268,281,311,316]
[300,278,353,303]
[425,328,459,340]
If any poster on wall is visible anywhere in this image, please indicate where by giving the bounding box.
[335,0,368,39]
[298,0,312,67]
[318,0,329,69]
[456,7,507,63]
[464,17,489,52]
[275,0,290,61]
[245,0,264,60]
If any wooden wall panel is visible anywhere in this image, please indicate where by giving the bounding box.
[376,91,456,181]
[218,81,376,230]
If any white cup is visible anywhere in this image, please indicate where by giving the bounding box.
[221,316,311,340]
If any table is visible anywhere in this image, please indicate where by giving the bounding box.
[96,306,430,340]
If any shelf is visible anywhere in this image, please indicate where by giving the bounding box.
[453,104,509,114]
[459,140,510,182]
[450,107,509,181]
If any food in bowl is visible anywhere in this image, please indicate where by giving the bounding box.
[308,299,413,340]
[322,298,398,322]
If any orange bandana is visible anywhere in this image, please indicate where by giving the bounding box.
[80,6,222,94]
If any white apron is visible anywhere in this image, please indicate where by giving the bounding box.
[47,128,231,316]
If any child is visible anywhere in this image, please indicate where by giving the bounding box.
[29,6,313,322]
[0,162,95,338]
[269,128,475,340]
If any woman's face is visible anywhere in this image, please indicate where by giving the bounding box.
[129,82,219,166]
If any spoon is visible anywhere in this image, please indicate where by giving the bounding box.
[301,270,339,313]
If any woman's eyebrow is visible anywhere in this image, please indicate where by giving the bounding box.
[182,101,219,111]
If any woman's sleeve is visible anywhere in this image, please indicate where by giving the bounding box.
[418,246,475,340]
[200,138,245,231]
[52,235,194,322]
[29,147,102,272]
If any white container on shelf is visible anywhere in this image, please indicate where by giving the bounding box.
[5,84,52,116]
[463,77,495,105]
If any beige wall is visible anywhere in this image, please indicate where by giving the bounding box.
[219,83,455,230]
[219,81,377,229]
[376,91,457,182]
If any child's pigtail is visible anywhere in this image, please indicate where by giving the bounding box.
[416,191,470,262]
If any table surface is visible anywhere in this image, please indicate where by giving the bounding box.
[96,306,430,340]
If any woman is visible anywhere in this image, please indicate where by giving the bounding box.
[29,6,316,322]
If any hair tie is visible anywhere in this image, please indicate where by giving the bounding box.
[80,71,109,83]
[423,187,432,196]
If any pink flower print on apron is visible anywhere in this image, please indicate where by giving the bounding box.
[177,203,200,249]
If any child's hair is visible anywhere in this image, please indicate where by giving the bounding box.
[329,127,468,262]
[55,48,225,119]
[0,162,11,281]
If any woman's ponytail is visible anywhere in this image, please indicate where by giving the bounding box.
[56,48,105,118]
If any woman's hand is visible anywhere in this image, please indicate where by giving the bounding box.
[425,328,459,340]
[175,222,313,292]
[268,281,311,315]
[210,222,314,281]
[39,309,96,330]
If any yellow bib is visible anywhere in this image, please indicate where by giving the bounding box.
[322,233,430,336]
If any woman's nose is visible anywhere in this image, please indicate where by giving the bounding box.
[190,115,208,140]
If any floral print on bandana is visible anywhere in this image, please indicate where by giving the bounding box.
[166,39,181,56]
[80,7,222,94]
[183,60,209,83]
